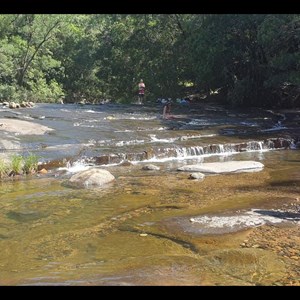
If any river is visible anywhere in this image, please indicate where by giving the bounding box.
[0,101,299,285]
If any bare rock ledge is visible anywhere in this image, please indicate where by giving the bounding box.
[177,161,264,174]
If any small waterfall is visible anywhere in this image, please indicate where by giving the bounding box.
[159,138,290,161]
[190,146,204,156]
[38,137,296,170]
[246,141,265,151]
[59,159,91,173]
[175,147,188,158]
[218,144,225,153]
[91,138,294,164]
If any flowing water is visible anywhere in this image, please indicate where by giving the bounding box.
[0,102,299,285]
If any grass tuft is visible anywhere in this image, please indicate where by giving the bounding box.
[23,153,39,174]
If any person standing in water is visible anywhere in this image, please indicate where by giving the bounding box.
[162,98,172,119]
[138,79,145,104]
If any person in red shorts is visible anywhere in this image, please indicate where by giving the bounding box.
[138,79,145,104]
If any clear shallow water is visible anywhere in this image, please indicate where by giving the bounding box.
[1,102,295,165]
[0,102,299,285]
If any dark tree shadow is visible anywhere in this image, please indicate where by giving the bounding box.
[253,209,300,221]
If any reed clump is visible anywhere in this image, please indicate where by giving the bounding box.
[0,153,39,180]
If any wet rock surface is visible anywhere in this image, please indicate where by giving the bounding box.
[66,168,115,188]
[178,161,264,174]
[0,118,53,135]
[238,201,300,286]
[0,103,299,286]
[159,199,300,286]
[188,208,300,234]
[240,224,300,286]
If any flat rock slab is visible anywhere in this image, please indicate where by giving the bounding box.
[177,160,264,174]
[0,118,54,135]
[189,209,300,233]
[162,209,300,236]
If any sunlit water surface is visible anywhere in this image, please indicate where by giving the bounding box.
[0,103,299,285]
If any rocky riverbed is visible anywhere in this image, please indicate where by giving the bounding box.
[0,103,299,286]
[241,201,300,286]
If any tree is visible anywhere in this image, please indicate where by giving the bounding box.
[185,14,300,108]
[0,14,65,102]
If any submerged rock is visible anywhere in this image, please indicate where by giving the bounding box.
[163,208,300,236]
[142,164,160,171]
[188,172,205,180]
[189,208,300,234]
[177,161,264,174]
[66,168,115,189]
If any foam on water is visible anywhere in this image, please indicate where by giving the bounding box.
[114,129,134,133]
[84,109,102,114]
[148,134,217,144]
[240,121,258,127]
[149,135,178,143]
[115,139,145,146]
[187,119,218,126]
[58,160,91,173]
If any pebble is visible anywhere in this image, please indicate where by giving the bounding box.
[38,168,48,174]
[139,233,148,237]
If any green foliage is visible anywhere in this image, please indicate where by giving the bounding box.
[28,78,64,103]
[0,14,298,108]
[0,84,17,101]
[184,14,300,108]
[23,153,39,174]
[0,159,9,178]
[10,154,23,175]
[0,153,40,179]
[0,14,65,103]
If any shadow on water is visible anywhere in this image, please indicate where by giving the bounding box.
[6,211,48,223]
[254,209,300,221]
[235,179,300,192]
[269,179,300,187]
[284,159,300,163]
[118,227,199,254]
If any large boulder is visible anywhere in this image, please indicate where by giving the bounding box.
[66,168,115,188]
[177,161,264,174]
